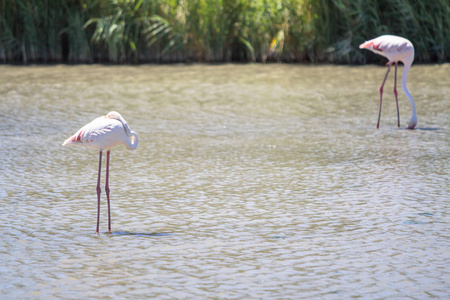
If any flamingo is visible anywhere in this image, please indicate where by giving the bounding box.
[63,111,138,233]
[359,35,417,129]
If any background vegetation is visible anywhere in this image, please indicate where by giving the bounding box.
[0,0,448,64]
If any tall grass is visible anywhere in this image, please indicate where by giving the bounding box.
[0,0,448,64]
[309,0,450,63]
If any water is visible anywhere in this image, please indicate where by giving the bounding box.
[0,64,449,299]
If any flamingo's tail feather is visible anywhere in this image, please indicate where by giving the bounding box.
[62,131,83,146]
[359,41,372,49]
[359,40,383,52]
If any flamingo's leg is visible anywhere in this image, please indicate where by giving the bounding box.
[378,62,392,129]
[105,150,111,233]
[394,62,400,128]
[96,151,102,234]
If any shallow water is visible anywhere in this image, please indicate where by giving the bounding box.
[0,64,449,299]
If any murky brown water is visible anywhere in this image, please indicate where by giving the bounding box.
[1,64,449,299]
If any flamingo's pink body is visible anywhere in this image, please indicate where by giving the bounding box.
[359,35,417,129]
[63,111,138,233]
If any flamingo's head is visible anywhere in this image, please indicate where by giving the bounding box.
[408,115,417,129]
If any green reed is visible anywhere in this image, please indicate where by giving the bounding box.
[0,0,448,63]
[309,0,450,63]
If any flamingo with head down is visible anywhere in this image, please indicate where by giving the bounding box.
[63,111,138,233]
[359,35,417,129]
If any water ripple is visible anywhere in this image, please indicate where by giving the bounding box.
[0,64,449,299]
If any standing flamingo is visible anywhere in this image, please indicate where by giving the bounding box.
[359,35,417,129]
[63,111,138,233]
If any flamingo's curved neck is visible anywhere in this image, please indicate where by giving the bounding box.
[401,63,415,113]
[108,114,132,136]
[401,62,417,128]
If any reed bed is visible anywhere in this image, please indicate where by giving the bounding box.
[0,0,448,64]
